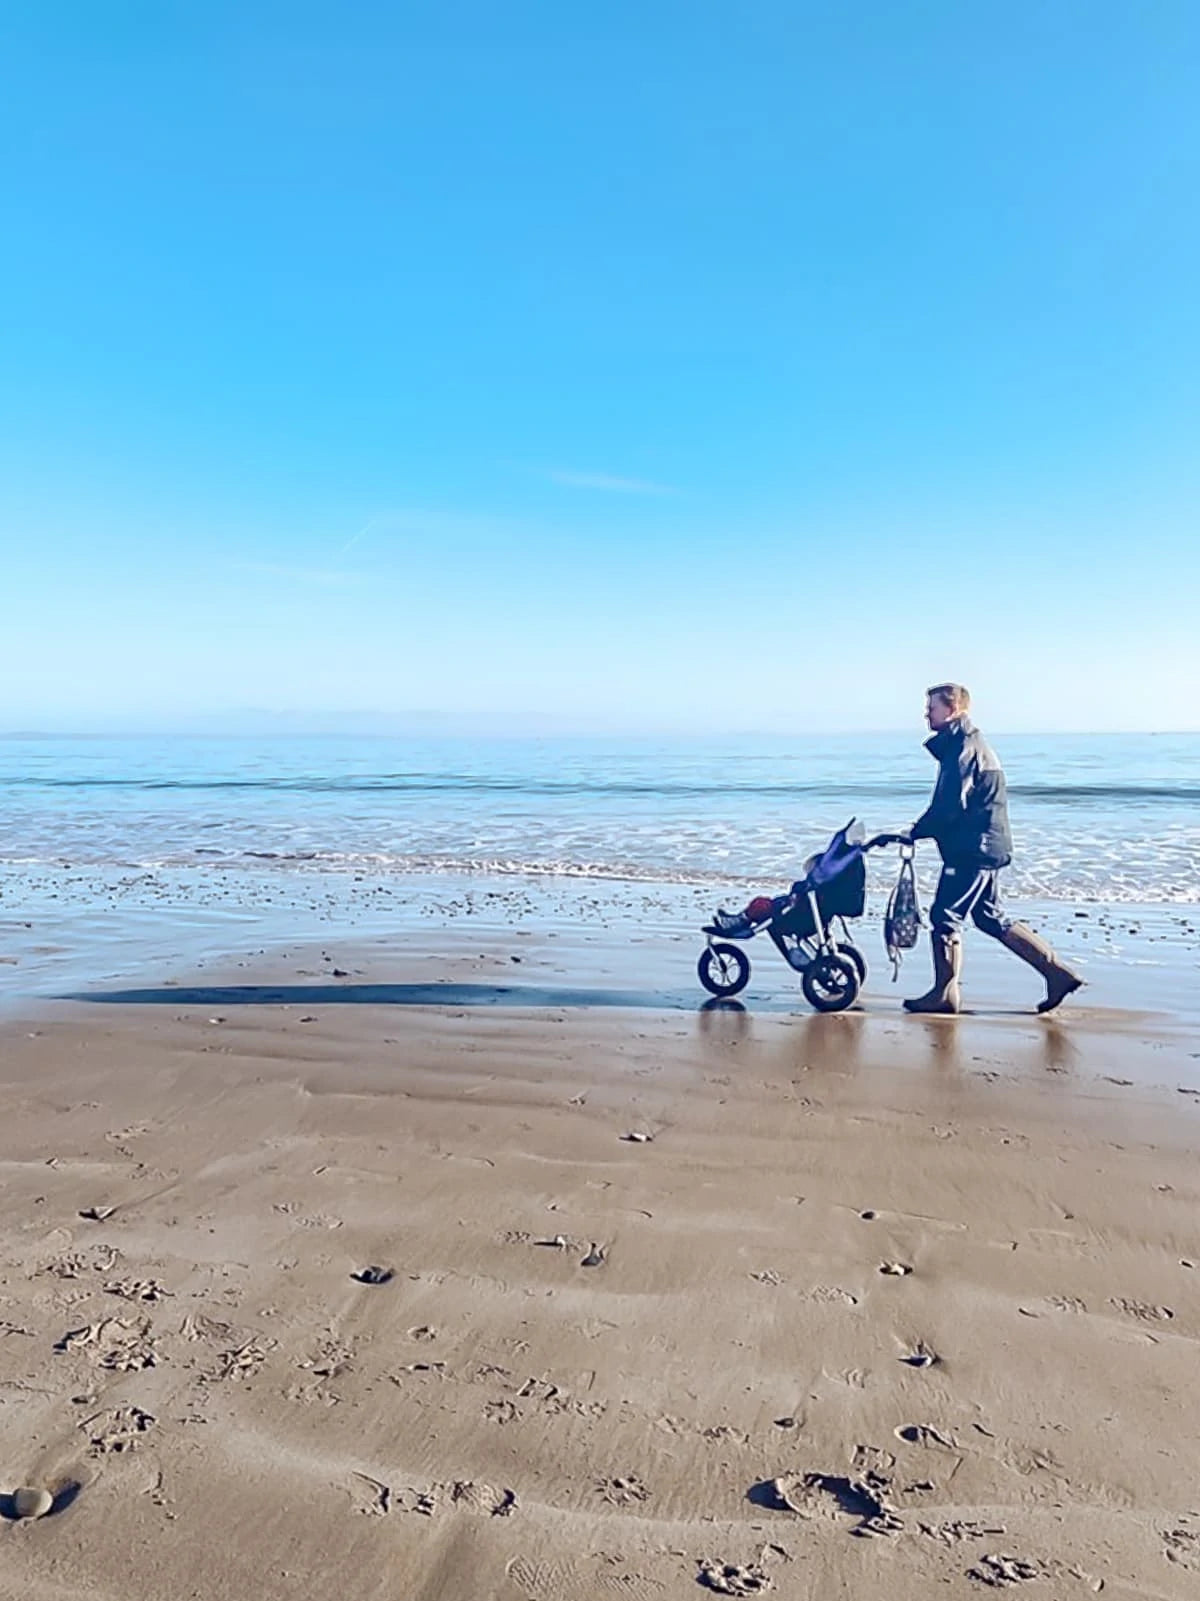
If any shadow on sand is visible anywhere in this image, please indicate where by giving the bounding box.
[62,981,807,1013]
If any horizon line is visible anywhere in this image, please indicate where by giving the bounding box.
[2,726,1197,741]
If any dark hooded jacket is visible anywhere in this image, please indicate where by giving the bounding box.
[911,716,1013,869]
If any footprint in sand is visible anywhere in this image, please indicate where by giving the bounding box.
[55,1318,159,1372]
[597,1474,649,1506]
[298,1337,354,1380]
[180,1312,237,1343]
[82,1404,156,1456]
[483,1399,521,1424]
[508,1554,663,1600]
[703,1425,751,1446]
[106,1121,154,1143]
[823,1366,869,1389]
[392,1360,448,1381]
[698,1562,772,1594]
[40,1245,121,1280]
[396,1480,517,1517]
[212,1339,271,1381]
[348,1473,392,1516]
[505,1557,585,1598]
[104,1278,171,1304]
[918,1519,1006,1545]
[1109,1296,1172,1322]
[1163,1516,1200,1570]
[967,1554,1036,1585]
[1045,1295,1087,1314]
[761,1470,902,1536]
[966,1553,1068,1586]
[851,1444,896,1476]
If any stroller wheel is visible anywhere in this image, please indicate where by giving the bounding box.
[802,953,861,1013]
[698,943,750,998]
[836,943,868,986]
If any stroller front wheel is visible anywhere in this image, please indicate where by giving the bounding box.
[802,953,861,1013]
[698,943,751,998]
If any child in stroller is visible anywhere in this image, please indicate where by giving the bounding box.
[698,820,873,1012]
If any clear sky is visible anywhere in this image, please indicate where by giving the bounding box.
[2,2,1198,734]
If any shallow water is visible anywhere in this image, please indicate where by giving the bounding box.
[3,732,1198,903]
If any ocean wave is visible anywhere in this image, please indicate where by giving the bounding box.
[5,774,1200,803]
[2,847,1199,904]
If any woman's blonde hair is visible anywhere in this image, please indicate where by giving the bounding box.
[927,682,971,715]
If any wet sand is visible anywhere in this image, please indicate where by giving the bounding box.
[2,923,1200,1599]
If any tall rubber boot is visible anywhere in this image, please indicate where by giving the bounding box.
[903,931,962,1014]
[998,923,1083,1013]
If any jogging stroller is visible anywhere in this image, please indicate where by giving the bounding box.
[697,819,871,1012]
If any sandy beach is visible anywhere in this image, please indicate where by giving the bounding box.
[2,912,1199,1601]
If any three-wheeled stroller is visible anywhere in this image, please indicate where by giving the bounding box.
[697,819,875,1012]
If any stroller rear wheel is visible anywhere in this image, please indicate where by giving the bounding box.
[802,952,861,1013]
[698,943,750,998]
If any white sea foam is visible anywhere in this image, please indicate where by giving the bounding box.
[1,733,1197,905]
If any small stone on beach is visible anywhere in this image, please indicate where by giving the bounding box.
[13,1487,54,1519]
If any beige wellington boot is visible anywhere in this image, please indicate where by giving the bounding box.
[998,922,1084,1013]
[903,931,963,1015]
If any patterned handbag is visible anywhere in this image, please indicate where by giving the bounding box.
[884,847,922,980]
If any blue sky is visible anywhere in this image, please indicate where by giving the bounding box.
[1,1,1198,733]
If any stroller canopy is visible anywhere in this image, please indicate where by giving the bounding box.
[796,819,866,891]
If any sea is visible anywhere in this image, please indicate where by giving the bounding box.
[1,732,1197,1000]
[3,732,1198,900]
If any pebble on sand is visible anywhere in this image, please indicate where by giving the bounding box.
[13,1487,54,1519]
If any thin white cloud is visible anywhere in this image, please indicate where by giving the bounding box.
[545,468,677,495]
